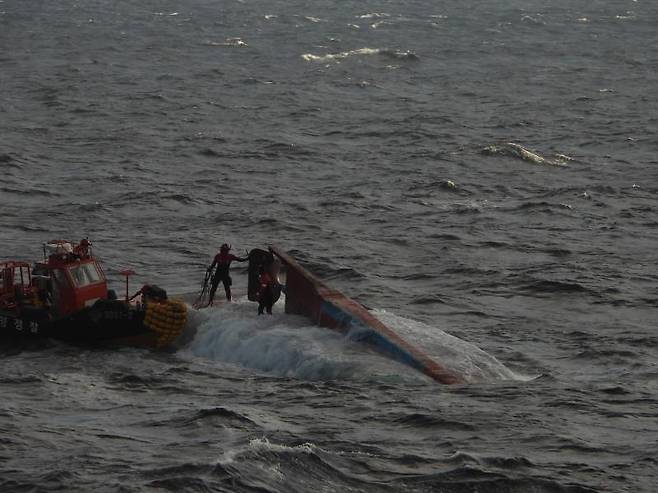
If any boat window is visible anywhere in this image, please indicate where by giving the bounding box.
[0,268,9,293]
[53,269,69,288]
[15,266,29,286]
[68,263,103,287]
[32,264,49,277]
[1,266,30,293]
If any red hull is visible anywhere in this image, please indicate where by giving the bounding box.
[270,247,465,385]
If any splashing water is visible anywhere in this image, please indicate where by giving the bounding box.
[183,299,522,384]
[371,309,528,382]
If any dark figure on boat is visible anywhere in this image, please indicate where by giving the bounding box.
[208,244,248,304]
[129,284,168,305]
[72,238,92,259]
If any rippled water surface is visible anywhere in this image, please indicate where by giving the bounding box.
[1,0,657,491]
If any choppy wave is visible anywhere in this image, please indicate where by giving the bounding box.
[2,0,656,491]
[0,153,22,168]
[204,37,247,47]
[482,143,571,167]
[302,47,419,63]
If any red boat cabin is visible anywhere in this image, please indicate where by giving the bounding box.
[1,240,109,319]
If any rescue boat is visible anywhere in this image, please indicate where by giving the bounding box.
[0,239,187,348]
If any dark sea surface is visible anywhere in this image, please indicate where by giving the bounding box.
[1,0,657,491]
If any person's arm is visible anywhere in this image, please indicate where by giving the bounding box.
[129,286,144,301]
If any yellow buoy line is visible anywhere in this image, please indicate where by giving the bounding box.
[143,299,188,348]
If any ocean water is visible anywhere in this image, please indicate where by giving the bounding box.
[1,0,657,491]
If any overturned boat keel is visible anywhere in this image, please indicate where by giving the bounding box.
[270,247,465,385]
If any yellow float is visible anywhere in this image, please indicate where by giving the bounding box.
[143,299,188,348]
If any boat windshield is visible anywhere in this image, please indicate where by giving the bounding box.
[68,263,103,287]
[0,267,10,294]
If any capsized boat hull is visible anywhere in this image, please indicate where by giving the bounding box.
[270,246,465,385]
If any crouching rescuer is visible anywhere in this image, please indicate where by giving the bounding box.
[247,248,283,315]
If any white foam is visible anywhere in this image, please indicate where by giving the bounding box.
[301,47,381,62]
[249,437,316,454]
[482,142,569,167]
[370,309,526,383]
[183,299,524,384]
[358,13,390,19]
[184,299,426,383]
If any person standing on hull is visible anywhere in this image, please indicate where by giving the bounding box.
[207,243,248,305]
[255,258,282,315]
[256,265,275,315]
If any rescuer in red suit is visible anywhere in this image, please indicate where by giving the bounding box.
[256,267,275,315]
[72,238,91,258]
[208,243,248,304]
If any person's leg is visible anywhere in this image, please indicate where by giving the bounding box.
[208,276,219,305]
[264,288,273,314]
[223,277,232,301]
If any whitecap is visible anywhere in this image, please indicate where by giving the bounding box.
[358,13,390,19]
[301,47,417,63]
[249,437,316,454]
[301,47,381,62]
[482,143,568,167]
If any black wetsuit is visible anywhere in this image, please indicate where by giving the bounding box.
[208,251,246,303]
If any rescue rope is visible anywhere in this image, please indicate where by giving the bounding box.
[192,266,213,308]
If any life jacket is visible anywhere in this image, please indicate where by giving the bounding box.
[257,272,274,297]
